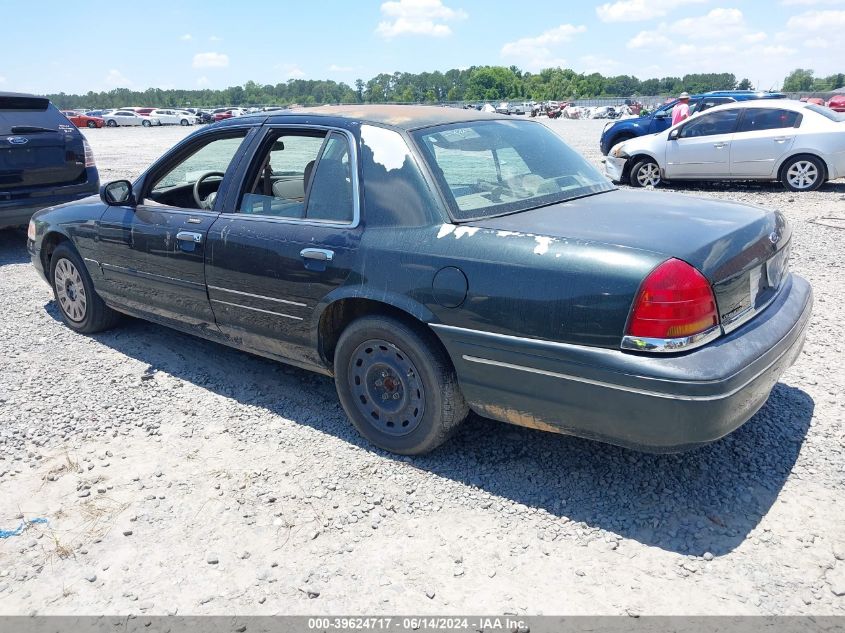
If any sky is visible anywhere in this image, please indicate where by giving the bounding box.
[1,0,843,95]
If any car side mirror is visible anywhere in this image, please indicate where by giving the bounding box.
[669,128,681,140]
[101,180,135,206]
[654,113,668,119]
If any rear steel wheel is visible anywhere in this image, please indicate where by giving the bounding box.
[348,339,426,437]
[49,243,121,333]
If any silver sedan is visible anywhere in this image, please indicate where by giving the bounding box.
[605,100,845,192]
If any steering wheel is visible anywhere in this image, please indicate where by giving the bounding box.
[193,171,225,210]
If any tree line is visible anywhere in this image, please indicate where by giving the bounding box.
[44,66,841,110]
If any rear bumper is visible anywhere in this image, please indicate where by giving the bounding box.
[433,273,812,452]
[0,174,98,229]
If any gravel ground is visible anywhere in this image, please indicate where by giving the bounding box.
[1,118,844,616]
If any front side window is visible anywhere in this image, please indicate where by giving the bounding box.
[679,110,740,138]
[238,130,355,223]
[413,120,613,221]
[737,108,801,132]
[145,131,249,207]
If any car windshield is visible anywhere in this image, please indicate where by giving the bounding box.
[805,104,845,122]
[413,120,614,221]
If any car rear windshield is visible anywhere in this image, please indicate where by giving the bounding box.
[0,96,70,134]
[412,119,614,221]
[805,104,845,122]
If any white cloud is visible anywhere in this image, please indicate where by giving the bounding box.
[627,8,761,49]
[376,0,467,38]
[328,64,355,72]
[781,0,844,5]
[287,67,306,79]
[209,35,222,42]
[192,52,229,69]
[180,33,192,41]
[627,29,672,49]
[804,36,831,47]
[104,69,131,88]
[596,0,706,22]
[196,76,210,87]
[500,24,586,70]
[786,8,845,30]
[761,45,797,55]
[578,55,621,75]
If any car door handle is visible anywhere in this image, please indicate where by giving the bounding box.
[176,231,203,244]
[713,142,728,149]
[773,137,792,143]
[300,248,334,262]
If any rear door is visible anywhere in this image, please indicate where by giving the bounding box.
[0,96,86,191]
[96,127,253,326]
[730,108,800,177]
[205,125,361,363]
[665,109,740,179]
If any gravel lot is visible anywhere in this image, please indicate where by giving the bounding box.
[1,118,844,616]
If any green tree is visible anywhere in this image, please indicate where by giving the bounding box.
[783,68,815,92]
[737,78,753,90]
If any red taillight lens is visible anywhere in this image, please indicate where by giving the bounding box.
[626,258,719,339]
[83,138,96,168]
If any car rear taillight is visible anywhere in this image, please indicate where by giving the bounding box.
[83,138,96,167]
[626,258,719,340]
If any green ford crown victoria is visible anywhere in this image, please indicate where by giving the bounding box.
[27,105,812,455]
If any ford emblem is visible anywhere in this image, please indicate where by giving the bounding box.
[7,136,28,145]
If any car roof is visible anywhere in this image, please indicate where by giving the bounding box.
[254,104,509,131]
[696,99,813,115]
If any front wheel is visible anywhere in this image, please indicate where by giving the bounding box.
[629,158,662,187]
[86,120,97,128]
[180,118,189,126]
[106,119,117,127]
[781,155,824,192]
[142,119,152,127]
[334,316,468,455]
[50,244,120,333]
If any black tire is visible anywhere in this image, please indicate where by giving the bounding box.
[629,158,662,187]
[86,120,97,128]
[180,118,189,126]
[334,315,468,455]
[142,119,152,128]
[49,243,120,334]
[780,155,825,192]
[106,119,117,127]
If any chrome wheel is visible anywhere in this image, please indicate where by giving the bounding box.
[348,339,426,437]
[786,160,819,190]
[54,258,87,322]
[636,162,661,187]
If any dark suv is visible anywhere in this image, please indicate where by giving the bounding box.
[1,92,99,229]
[599,90,787,155]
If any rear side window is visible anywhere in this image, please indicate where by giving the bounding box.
[737,108,801,132]
[0,97,70,134]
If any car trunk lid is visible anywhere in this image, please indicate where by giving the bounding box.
[0,95,87,190]
[469,188,791,331]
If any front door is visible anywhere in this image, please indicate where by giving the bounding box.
[665,109,740,179]
[730,107,800,177]
[204,126,361,367]
[95,128,252,326]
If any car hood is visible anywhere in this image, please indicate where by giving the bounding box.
[468,189,788,282]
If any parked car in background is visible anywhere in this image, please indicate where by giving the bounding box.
[61,110,105,129]
[600,90,788,155]
[0,92,99,229]
[149,109,195,126]
[604,100,845,192]
[828,95,845,113]
[508,103,525,115]
[103,110,159,127]
[133,107,156,116]
[27,105,811,456]
[85,109,116,118]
